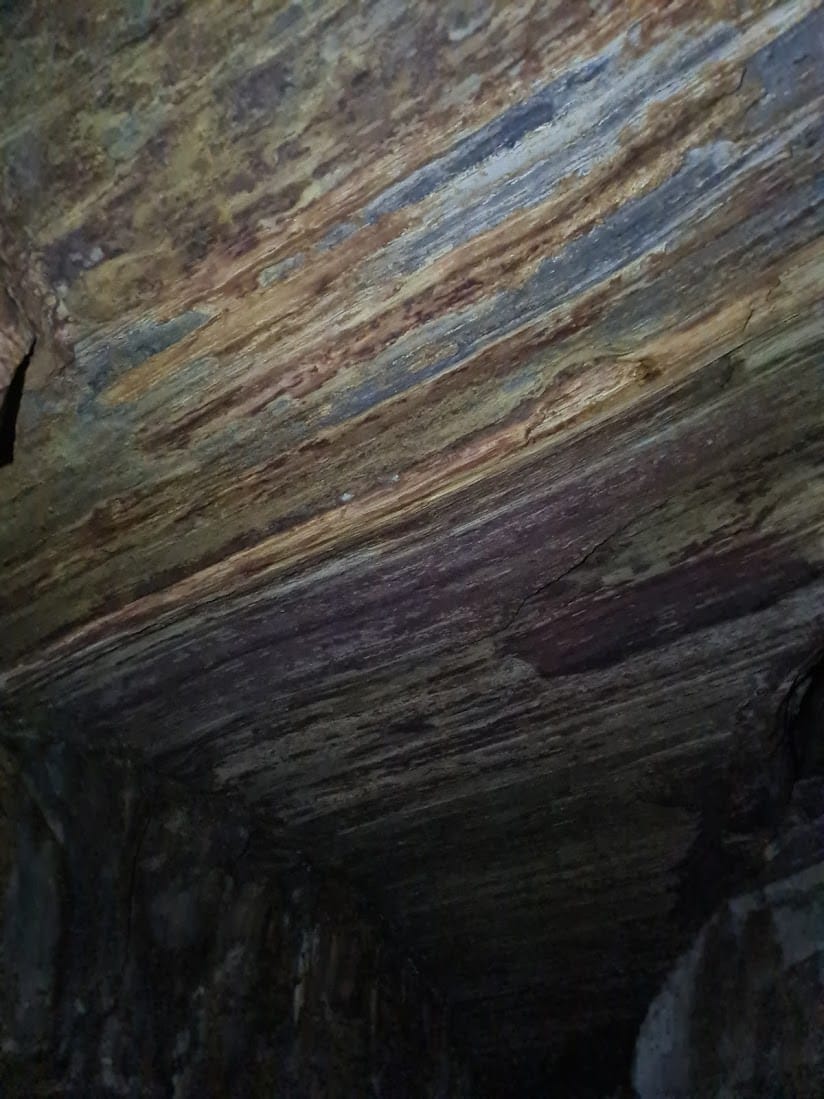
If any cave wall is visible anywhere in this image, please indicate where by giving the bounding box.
[0,735,470,1098]
[632,777,824,1099]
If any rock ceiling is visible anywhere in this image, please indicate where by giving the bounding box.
[1,0,823,1091]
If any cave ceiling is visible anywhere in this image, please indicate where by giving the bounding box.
[1,0,823,1090]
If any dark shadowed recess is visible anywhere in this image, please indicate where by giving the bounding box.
[785,651,824,781]
[0,337,34,466]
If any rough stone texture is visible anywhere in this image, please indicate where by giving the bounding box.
[634,791,824,1099]
[0,1,823,1091]
[0,734,469,1098]
[633,661,824,1099]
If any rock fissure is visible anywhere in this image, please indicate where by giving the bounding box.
[493,498,670,639]
[122,803,152,982]
[0,336,34,467]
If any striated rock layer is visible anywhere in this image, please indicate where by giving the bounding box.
[1,0,823,1091]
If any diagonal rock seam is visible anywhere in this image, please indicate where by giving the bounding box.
[492,498,670,639]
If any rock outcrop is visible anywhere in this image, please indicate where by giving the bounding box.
[634,852,824,1099]
[634,665,824,1099]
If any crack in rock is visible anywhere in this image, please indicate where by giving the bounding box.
[494,499,668,638]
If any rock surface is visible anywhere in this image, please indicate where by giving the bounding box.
[634,785,824,1099]
[0,732,469,1097]
[1,0,823,1090]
